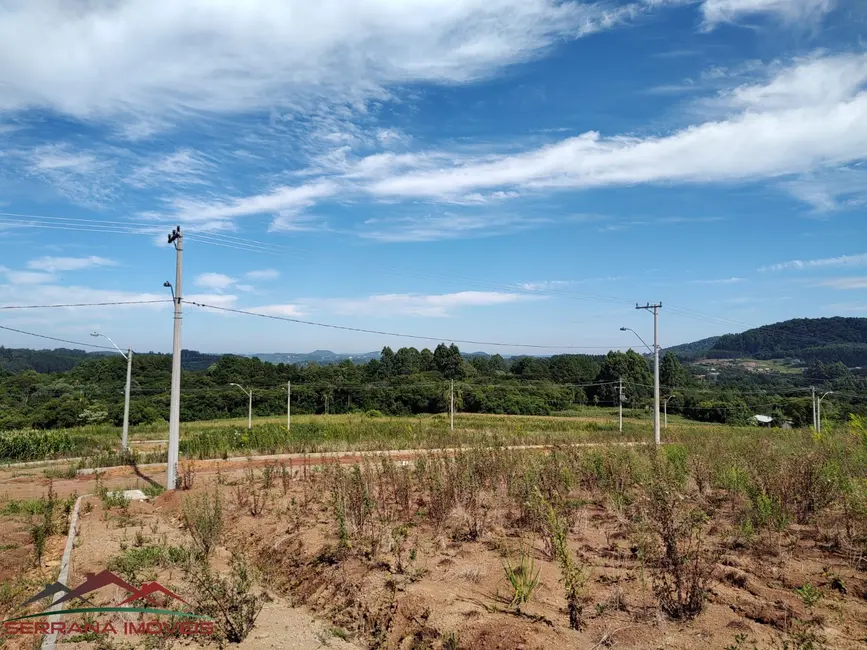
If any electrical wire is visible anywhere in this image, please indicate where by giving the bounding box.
[185,300,618,350]
[0,300,171,310]
[0,209,860,349]
[0,324,117,350]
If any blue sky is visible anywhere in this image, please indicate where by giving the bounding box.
[0,0,865,355]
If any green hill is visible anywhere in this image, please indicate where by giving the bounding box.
[708,317,867,365]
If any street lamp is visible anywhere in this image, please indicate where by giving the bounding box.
[663,394,677,429]
[817,391,833,434]
[91,332,133,451]
[620,319,661,446]
[620,327,652,354]
[230,383,253,430]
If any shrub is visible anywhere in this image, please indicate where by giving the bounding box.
[544,496,587,629]
[643,454,715,620]
[181,552,266,643]
[182,489,224,557]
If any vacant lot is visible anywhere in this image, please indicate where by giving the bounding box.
[1,415,865,649]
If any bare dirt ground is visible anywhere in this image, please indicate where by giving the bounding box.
[2,453,866,650]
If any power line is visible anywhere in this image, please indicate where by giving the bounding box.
[0,324,116,350]
[0,210,859,348]
[0,300,171,310]
[185,300,617,350]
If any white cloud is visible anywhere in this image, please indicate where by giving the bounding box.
[759,252,867,271]
[26,144,115,206]
[185,293,239,309]
[689,277,744,284]
[245,269,280,281]
[194,272,236,292]
[321,290,535,317]
[782,167,867,211]
[5,270,56,285]
[27,256,118,273]
[813,276,867,290]
[517,280,574,291]
[249,304,305,317]
[362,52,867,205]
[700,0,834,28]
[126,149,212,188]
[717,53,867,112]
[359,213,547,242]
[165,180,337,230]
[0,0,658,123]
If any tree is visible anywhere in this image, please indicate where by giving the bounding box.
[511,356,549,380]
[380,346,396,377]
[660,352,688,392]
[433,343,463,379]
[595,350,653,406]
[394,347,421,376]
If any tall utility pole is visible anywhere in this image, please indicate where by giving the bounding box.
[636,303,662,446]
[811,386,817,430]
[618,376,623,433]
[287,381,291,430]
[166,226,183,490]
[324,394,329,415]
[91,332,132,451]
[450,380,454,431]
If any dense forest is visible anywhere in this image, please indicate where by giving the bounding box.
[707,317,867,364]
[0,338,864,431]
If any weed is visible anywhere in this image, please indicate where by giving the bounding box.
[182,489,224,557]
[541,493,587,629]
[180,551,266,643]
[643,453,715,620]
[795,583,822,608]
[142,483,165,499]
[442,631,461,650]
[503,549,541,613]
[43,464,78,480]
[108,545,166,583]
[176,462,195,490]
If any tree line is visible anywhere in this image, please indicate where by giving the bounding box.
[0,343,864,430]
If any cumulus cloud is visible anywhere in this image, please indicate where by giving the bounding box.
[759,252,867,271]
[27,256,118,273]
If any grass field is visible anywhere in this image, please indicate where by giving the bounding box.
[0,407,709,466]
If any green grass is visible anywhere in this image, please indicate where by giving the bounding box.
[0,410,827,467]
[1,498,50,516]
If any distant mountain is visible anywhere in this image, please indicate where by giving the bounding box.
[670,317,867,366]
[664,336,721,359]
[247,350,381,365]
